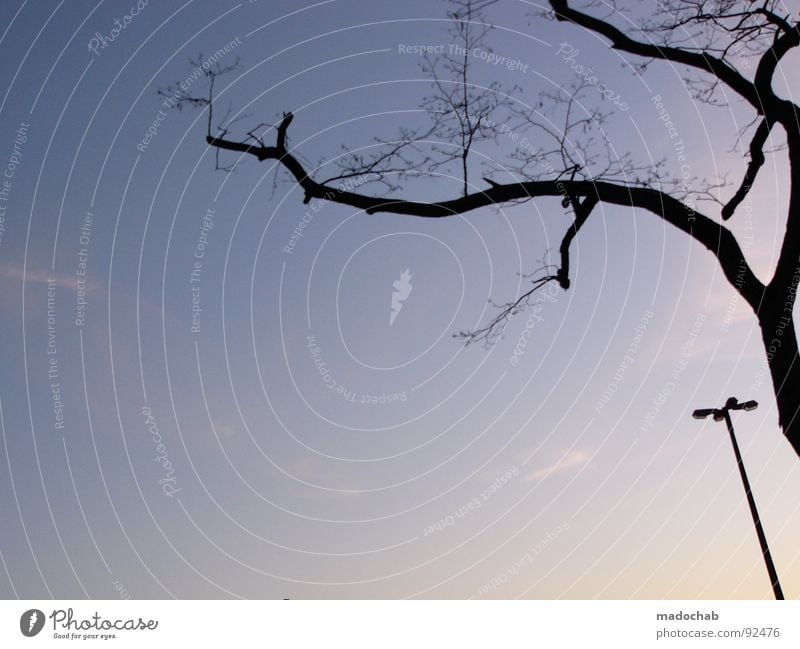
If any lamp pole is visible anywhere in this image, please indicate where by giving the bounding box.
[692,397,784,600]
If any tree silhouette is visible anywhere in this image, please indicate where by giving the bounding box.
[177,1,800,458]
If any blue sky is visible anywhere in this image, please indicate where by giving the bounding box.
[0,0,799,599]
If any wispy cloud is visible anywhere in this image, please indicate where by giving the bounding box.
[0,264,171,326]
[526,449,591,481]
[0,264,100,293]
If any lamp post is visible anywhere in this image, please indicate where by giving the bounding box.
[692,397,784,600]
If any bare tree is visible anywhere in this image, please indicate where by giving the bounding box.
[178,1,800,458]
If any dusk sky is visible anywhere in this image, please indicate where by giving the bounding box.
[1,0,799,600]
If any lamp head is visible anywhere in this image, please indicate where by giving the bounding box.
[692,409,714,420]
[742,400,758,411]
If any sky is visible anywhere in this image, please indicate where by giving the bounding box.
[0,0,799,600]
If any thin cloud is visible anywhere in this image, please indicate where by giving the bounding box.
[0,264,100,294]
[526,449,591,481]
[0,264,171,326]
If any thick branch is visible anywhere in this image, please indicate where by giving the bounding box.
[206,117,765,310]
[557,194,599,288]
[754,18,800,103]
[276,111,293,149]
[770,128,800,294]
[722,118,772,220]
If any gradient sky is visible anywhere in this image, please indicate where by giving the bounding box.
[0,0,799,600]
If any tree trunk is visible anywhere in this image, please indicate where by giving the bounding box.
[760,309,800,457]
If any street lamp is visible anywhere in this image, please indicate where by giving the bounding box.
[692,397,784,600]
